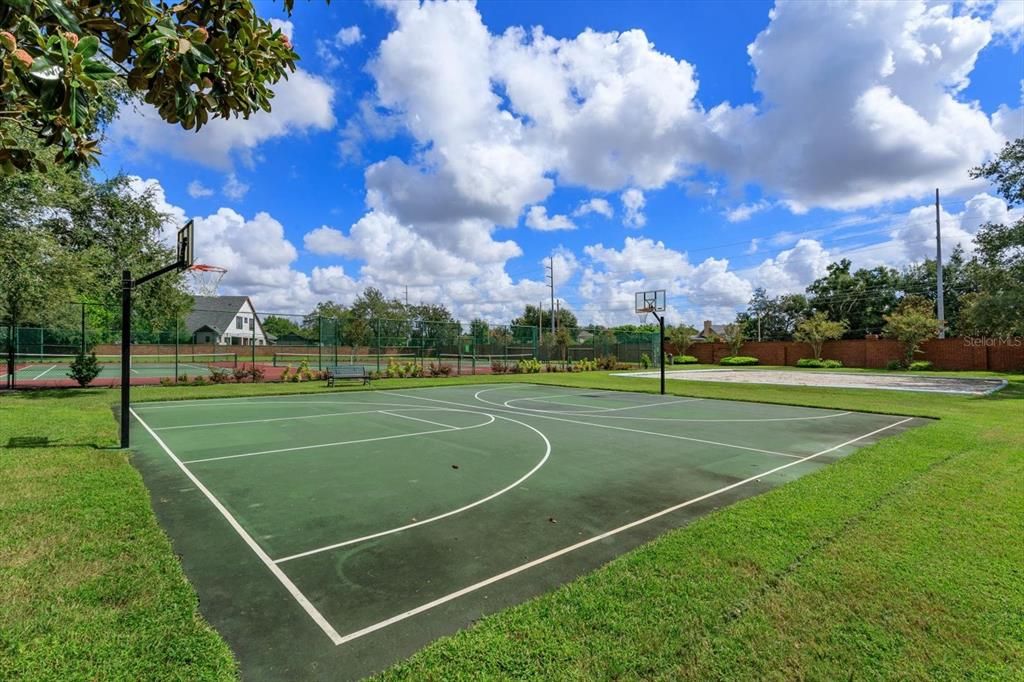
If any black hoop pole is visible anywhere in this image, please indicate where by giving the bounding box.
[120,269,132,448]
[652,310,665,395]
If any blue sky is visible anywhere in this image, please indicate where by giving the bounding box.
[103,0,1023,325]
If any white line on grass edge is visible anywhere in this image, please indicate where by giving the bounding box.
[129,408,345,646]
[325,415,913,646]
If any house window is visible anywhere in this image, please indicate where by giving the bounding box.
[236,316,243,330]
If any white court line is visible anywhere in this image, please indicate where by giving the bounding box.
[459,390,802,460]
[32,364,60,380]
[129,407,344,645]
[504,394,700,414]
[182,415,494,465]
[324,416,914,646]
[378,410,459,430]
[554,411,854,424]
[275,411,551,564]
[153,406,451,431]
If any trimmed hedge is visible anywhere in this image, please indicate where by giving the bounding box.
[719,356,759,366]
[909,360,934,371]
[796,358,844,369]
[672,355,700,365]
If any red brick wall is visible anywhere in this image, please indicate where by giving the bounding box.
[685,337,1023,371]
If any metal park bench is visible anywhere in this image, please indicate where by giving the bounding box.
[326,365,370,387]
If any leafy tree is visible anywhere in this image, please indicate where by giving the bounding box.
[0,226,80,381]
[513,304,579,338]
[884,296,940,367]
[807,260,902,337]
[303,301,348,329]
[739,288,810,341]
[794,312,848,360]
[961,138,1024,337]
[666,323,697,356]
[969,138,1023,205]
[263,315,306,341]
[554,326,572,362]
[899,246,978,336]
[720,322,746,357]
[470,318,489,344]
[0,0,300,172]
[0,170,192,339]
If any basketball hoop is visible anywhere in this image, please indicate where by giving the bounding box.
[186,264,227,296]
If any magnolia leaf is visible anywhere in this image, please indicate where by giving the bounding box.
[154,19,178,39]
[74,35,100,60]
[83,60,116,81]
[177,37,191,54]
[42,0,82,34]
[190,42,216,65]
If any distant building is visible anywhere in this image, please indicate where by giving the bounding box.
[185,296,269,346]
[695,320,726,341]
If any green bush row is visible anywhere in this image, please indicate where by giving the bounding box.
[671,355,699,365]
[795,358,844,368]
[719,356,759,366]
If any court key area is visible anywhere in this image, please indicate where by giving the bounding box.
[129,384,922,680]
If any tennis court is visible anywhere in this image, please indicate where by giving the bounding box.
[129,383,921,680]
[3,352,238,382]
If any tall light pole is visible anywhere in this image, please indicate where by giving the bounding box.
[935,188,945,338]
[546,256,555,334]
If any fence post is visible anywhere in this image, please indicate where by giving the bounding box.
[318,315,323,372]
[174,318,179,382]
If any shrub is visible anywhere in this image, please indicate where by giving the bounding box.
[597,355,618,371]
[159,377,173,387]
[67,351,101,387]
[640,353,652,369]
[297,360,314,382]
[719,356,759,366]
[518,358,542,374]
[884,296,940,366]
[795,313,847,360]
[796,358,825,368]
[908,360,934,371]
[886,359,904,370]
[672,355,699,365]
[569,358,597,372]
[178,374,189,383]
[280,366,291,382]
[822,359,843,368]
[426,362,453,377]
[249,365,265,383]
[233,367,249,383]
[490,360,507,374]
[191,375,207,385]
[209,369,232,383]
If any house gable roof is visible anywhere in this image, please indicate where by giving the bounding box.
[185,296,254,336]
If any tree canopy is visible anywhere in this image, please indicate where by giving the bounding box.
[961,138,1024,337]
[0,0,299,172]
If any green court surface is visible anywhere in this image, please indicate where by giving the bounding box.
[129,383,922,680]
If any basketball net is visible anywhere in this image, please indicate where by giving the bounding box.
[186,264,227,296]
[637,306,653,326]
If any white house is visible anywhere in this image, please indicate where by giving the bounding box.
[185,296,269,346]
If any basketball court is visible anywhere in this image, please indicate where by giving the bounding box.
[128,383,921,680]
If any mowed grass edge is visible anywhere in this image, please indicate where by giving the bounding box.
[0,372,1020,679]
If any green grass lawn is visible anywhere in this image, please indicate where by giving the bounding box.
[2,371,1022,679]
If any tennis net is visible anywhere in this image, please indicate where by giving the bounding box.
[436,353,534,365]
[10,352,238,369]
[273,352,418,368]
